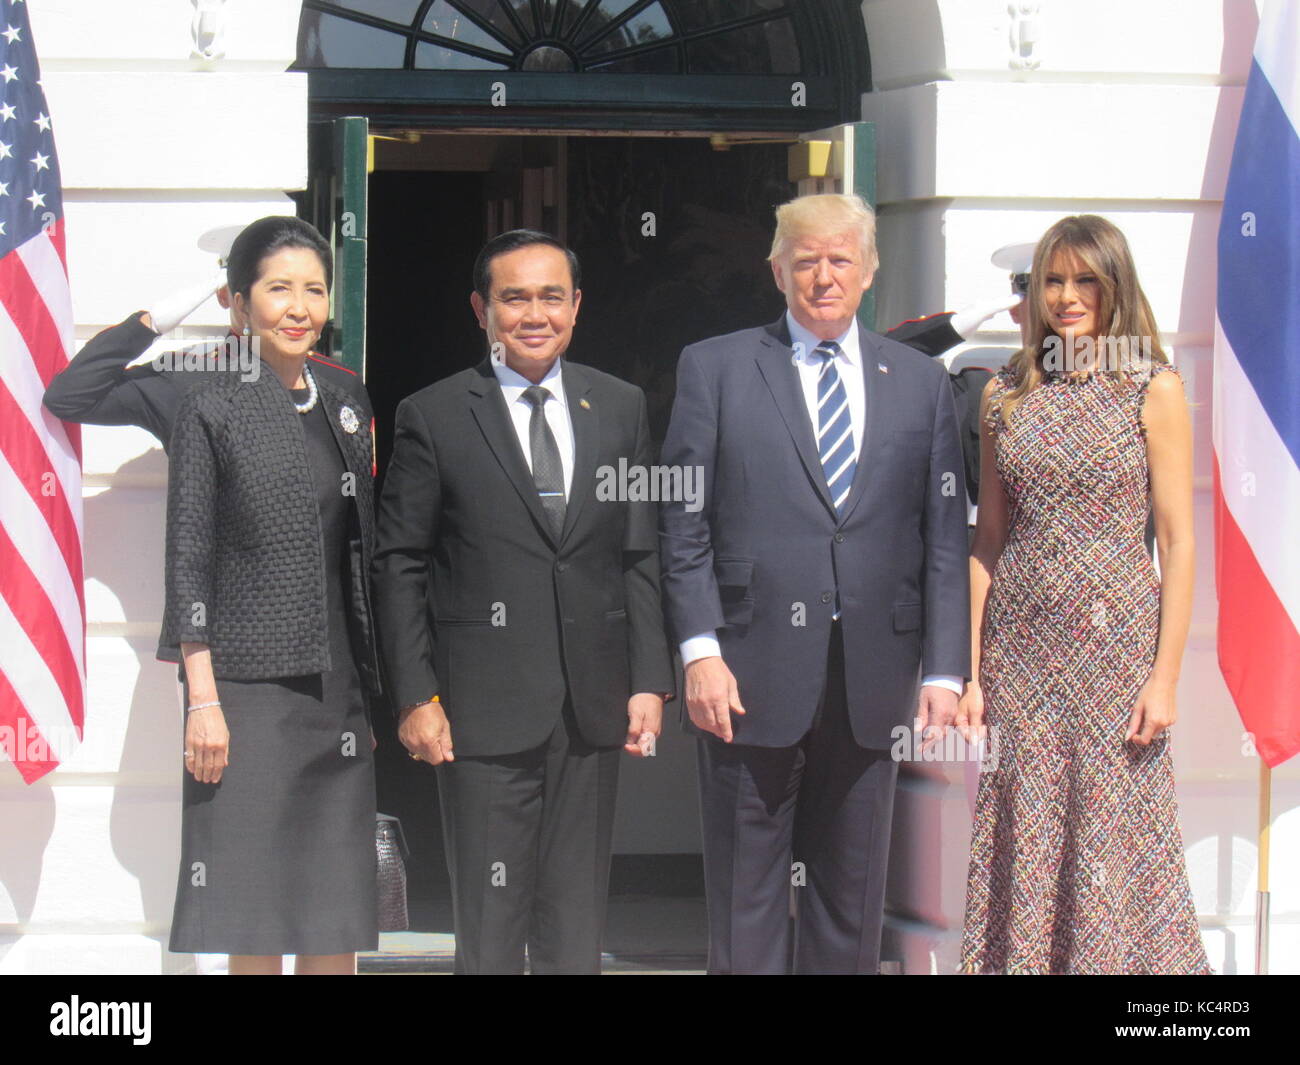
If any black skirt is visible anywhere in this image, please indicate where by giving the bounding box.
[169,389,377,955]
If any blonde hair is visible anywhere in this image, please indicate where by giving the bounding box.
[768,193,879,270]
[997,214,1167,425]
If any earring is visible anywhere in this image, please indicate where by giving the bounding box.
[242,324,251,337]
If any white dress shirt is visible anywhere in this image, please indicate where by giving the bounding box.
[680,314,963,697]
[493,357,574,497]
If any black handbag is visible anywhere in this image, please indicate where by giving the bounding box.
[376,813,410,933]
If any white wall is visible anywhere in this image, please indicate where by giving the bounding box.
[0,0,307,975]
[862,0,1299,975]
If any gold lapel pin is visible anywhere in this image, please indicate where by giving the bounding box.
[579,398,591,410]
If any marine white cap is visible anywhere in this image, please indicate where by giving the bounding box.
[197,224,245,266]
[990,241,1037,275]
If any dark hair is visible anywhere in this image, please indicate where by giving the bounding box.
[472,229,581,300]
[226,216,333,299]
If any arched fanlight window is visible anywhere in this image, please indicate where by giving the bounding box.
[297,1,869,132]
[297,1,803,74]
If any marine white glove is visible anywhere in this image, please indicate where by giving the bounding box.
[145,269,227,335]
[949,293,1025,339]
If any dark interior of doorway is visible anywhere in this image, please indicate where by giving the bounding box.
[366,134,790,954]
[366,137,790,468]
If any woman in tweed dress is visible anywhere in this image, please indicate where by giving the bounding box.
[159,217,381,974]
[958,216,1210,974]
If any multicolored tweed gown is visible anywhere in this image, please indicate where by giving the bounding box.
[960,362,1210,975]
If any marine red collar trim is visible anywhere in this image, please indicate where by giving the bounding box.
[307,351,358,376]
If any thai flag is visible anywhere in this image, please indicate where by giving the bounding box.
[1212,1,1300,768]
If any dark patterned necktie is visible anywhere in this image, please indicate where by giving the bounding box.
[815,340,856,514]
[522,385,566,538]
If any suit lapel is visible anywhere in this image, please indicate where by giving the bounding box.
[316,376,374,551]
[560,361,598,545]
[754,317,837,518]
[315,378,364,476]
[466,360,559,547]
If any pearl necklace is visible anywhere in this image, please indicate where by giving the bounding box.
[293,365,319,414]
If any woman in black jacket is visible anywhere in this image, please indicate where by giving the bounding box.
[158,216,381,974]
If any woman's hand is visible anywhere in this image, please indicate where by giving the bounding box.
[956,679,986,744]
[1125,678,1177,746]
[185,705,230,784]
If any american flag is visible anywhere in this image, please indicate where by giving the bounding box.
[0,0,84,783]
[1213,0,1300,768]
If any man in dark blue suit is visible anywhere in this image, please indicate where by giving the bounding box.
[659,193,970,974]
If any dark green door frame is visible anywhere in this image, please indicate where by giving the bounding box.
[298,116,369,378]
[307,70,847,133]
[333,117,369,379]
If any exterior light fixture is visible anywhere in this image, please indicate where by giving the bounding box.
[191,0,228,61]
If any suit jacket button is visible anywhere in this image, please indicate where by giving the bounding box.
[821,592,833,604]
[834,533,845,543]
[556,561,568,572]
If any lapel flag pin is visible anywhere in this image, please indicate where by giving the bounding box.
[580,398,591,410]
[878,362,889,374]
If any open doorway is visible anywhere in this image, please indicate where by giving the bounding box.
[363,128,791,958]
[365,131,791,460]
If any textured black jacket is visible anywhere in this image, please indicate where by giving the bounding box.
[42,312,369,447]
[157,367,382,695]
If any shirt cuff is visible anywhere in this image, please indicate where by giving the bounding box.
[921,674,963,696]
[680,632,721,666]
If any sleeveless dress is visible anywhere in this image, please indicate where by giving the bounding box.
[959,362,1210,975]
[170,387,377,956]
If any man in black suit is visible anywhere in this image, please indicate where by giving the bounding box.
[659,193,970,974]
[371,230,674,974]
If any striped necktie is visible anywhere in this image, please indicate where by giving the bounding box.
[815,340,856,514]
